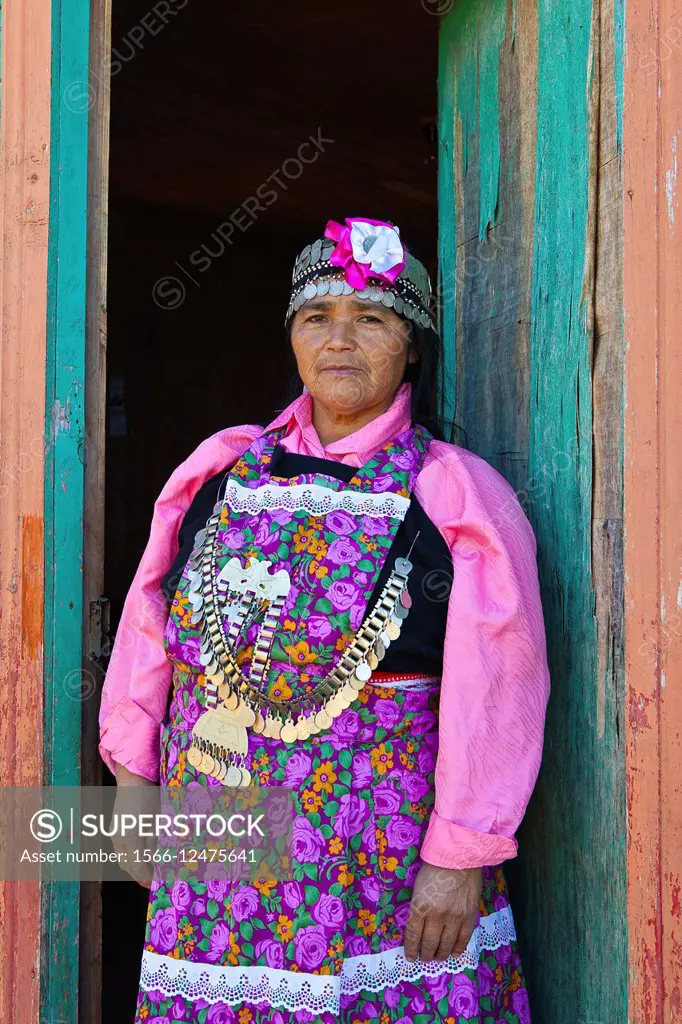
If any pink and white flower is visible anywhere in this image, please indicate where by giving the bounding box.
[324,217,406,289]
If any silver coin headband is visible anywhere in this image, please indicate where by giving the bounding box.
[284,228,435,331]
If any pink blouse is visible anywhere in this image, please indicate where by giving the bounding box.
[98,383,550,870]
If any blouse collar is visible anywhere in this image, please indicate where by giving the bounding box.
[267,382,413,463]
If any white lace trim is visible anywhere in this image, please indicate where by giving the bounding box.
[139,906,515,1012]
[224,478,411,521]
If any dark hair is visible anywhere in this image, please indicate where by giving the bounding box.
[278,318,465,446]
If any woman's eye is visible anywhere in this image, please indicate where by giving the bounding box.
[306,314,326,323]
[359,315,382,324]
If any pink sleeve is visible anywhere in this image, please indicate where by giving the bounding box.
[417,443,551,869]
[98,425,262,781]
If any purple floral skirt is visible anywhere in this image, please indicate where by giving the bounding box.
[134,667,530,1023]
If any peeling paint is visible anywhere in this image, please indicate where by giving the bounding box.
[21,515,44,660]
[629,689,653,732]
[50,398,71,440]
[672,876,681,919]
[665,131,679,225]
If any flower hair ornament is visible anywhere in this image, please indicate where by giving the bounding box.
[285,216,435,330]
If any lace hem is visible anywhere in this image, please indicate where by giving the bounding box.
[139,906,516,1013]
[225,479,411,520]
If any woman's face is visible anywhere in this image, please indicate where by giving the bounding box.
[290,293,419,418]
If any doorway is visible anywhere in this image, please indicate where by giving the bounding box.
[100,3,438,1018]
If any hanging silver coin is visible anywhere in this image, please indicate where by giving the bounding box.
[329,280,344,296]
[395,557,413,575]
[355,661,371,681]
[385,620,401,641]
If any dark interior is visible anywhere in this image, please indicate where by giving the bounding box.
[102,3,438,1018]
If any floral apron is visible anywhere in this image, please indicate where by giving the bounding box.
[133,426,530,1024]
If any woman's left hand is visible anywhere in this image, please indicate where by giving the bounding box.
[403,863,483,962]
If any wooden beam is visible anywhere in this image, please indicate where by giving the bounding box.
[525,1,627,1016]
[439,0,628,1017]
[0,0,52,1018]
[41,0,91,1018]
[80,0,111,1018]
[624,0,682,1019]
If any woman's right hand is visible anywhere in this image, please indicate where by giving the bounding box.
[113,763,157,888]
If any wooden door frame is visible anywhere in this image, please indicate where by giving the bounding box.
[1,0,107,1018]
[0,0,52,1017]
[80,0,112,1020]
[623,1,682,1019]
[1,0,677,1018]
[78,0,682,1018]
[43,0,93,1019]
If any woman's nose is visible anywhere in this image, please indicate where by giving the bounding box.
[326,319,356,348]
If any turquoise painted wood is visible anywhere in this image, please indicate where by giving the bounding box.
[437,0,506,432]
[43,0,90,1016]
[614,0,626,153]
[524,0,627,1016]
[438,0,627,1018]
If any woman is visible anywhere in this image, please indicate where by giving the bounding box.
[99,216,551,1024]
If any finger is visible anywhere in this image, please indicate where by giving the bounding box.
[435,919,460,961]
[403,908,425,962]
[419,918,445,962]
[451,914,477,956]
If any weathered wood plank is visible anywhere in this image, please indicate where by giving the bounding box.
[80,0,112,1017]
[624,0,682,1018]
[0,0,51,1018]
[440,0,531,492]
[42,0,91,1018]
[593,0,625,750]
[439,0,627,1017]
[522,0,627,1016]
